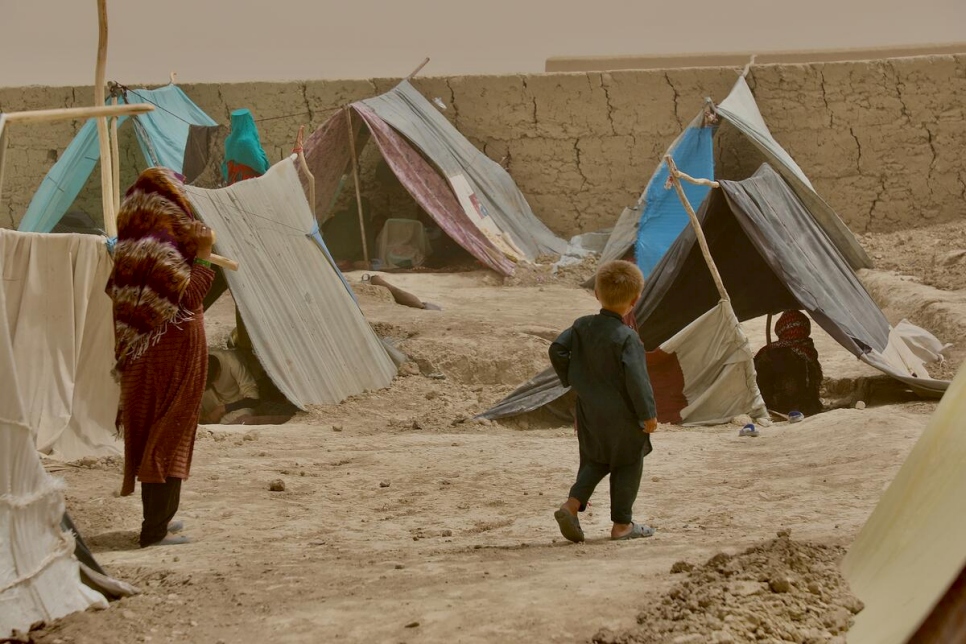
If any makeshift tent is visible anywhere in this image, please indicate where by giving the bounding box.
[302,81,568,276]
[481,164,947,424]
[596,76,871,278]
[18,84,217,233]
[184,157,397,407]
[843,363,966,644]
[0,230,120,460]
[0,250,108,639]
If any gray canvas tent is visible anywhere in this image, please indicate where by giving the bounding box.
[482,164,947,424]
[596,76,872,276]
[302,81,568,276]
[185,157,398,408]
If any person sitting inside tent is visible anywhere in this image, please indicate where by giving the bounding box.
[201,349,297,425]
[201,349,260,423]
[754,310,824,417]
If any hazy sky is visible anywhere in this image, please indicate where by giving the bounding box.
[1,0,964,87]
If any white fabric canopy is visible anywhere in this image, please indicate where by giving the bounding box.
[0,230,120,460]
[185,158,397,407]
[0,249,108,638]
[843,364,966,643]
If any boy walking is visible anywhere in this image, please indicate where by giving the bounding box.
[550,260,658,542]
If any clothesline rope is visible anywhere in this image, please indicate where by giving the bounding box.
[111,83,311,127]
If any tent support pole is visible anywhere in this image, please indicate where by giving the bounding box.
[766,313,773,345]
[406,57,431,80]
[344,107,370,267]
[0,104,153,125]
[294,125,316,213]
[94,0,117,237]
[664,155,730,303]
[110,112,121,213]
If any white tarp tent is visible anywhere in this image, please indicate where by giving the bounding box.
[0,230,120,460]
[185,157,397,407]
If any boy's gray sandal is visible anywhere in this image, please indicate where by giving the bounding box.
[554,509,586,543]
[612,523,655,541]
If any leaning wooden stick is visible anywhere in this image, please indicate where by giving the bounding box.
[344,107,370,266]
[664,155,730,302]
[1,103,154,125]
[206,229,239,271]
[294,125,316,210]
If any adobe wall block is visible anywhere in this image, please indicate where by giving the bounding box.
[447,75,533,141]
[599,70,678,138]
[747,64,832,129]
[524,73,613,139]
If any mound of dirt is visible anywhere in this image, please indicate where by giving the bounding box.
[860,220,966,291]
[593,533,863,644]
[505,255,598,288]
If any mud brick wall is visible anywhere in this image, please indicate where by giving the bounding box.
[1,55,963,237]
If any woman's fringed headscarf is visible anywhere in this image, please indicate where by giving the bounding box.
[773,310,819,362]
[106,168,200,374]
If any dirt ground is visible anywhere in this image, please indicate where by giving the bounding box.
[28,223,965,644]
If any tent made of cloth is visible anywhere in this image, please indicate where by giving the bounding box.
[184,157,397,408]
[843,363,966,644]
[301,81,568,276]
[18,84,217,234]
[595,76,871,281]
[0,241,108,638]
[481,163,947,424]
[0,230,120,460]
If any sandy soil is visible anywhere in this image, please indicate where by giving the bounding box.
[29,250,963,644]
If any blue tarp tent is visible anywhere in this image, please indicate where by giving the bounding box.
[18,84,217,233]
[594,76,870,276]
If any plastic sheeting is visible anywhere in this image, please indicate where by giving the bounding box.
[361,81,568,262]
[596,111,715,274]
[0,230,120,460]
[715,77,871,270]
[184,157,397,408]
[633,113,716,278]
[0,243,107,638]
[19,84,216,234]
[661,301,767,424]
[843,364,966,644]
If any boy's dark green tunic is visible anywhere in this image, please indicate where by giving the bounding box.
[550,309,657,467]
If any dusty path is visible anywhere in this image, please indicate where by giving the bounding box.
[31,265,952,643]
[45,403,931,644]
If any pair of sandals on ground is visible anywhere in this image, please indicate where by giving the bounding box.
[554,506,655,543]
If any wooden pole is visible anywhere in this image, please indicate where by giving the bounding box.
[1,103,153,124]
[344,107,370,266]
[94,0,116,236]
[406,57,431,80]
[109,108,121,213]
[664,155,730,302]
[294,125,316,213]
